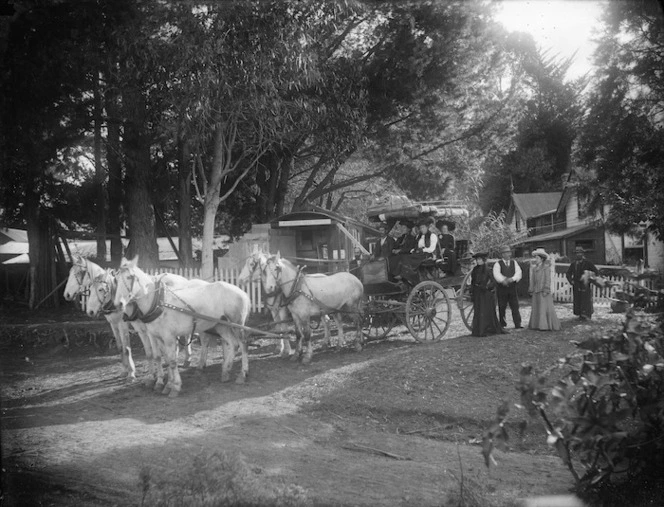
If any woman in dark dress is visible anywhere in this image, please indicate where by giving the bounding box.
[470,252,507,337]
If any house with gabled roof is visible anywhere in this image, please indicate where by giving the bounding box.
[506,171,664,269]
[506,192,562,237]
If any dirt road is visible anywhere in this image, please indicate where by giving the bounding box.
[2,304,610,506]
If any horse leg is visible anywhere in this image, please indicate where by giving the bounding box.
[299,319,313,364]
[289,317,304,362]
[322,315,334,348]
[231,329,248,384]
[131,323,155,387]
[331,313,345,349]
[151,334,167,392]
[197,332,211,369]
[180,334,193,368]
[161,335,182,397]
[219,333,235,383]
[119,321,137,382]
[110,320,136,381]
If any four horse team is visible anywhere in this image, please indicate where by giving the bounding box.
[64,252,364,397]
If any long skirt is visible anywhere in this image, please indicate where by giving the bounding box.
[471,290,503,337]
[529,293,561,331]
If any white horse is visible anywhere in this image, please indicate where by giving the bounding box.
[260,253,364,363]
[113,256,251,396]
[63,255,163,385]
[237,253,339,357]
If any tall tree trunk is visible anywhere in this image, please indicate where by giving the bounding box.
[93,71,107,262]
[177,138,194,267]
[123,89,158,268]
[201,126,225,281]
[106,90,123,262]
[274,153,292,218]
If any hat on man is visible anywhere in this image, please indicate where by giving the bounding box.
[532,248,549,260]
[417,217,433,227]
[472,252,488,259]
[575,246,585,253]
[499,245,512,254]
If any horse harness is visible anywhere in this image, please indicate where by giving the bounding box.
[120,272,201,338]
[263,260,351,315]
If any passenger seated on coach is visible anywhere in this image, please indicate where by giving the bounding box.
[435,219,458,275]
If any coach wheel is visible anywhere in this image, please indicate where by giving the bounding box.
[458,271,474,332]
[405,280,451,342]
[362,296,398,341]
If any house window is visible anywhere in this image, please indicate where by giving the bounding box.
[577,194,590,219]
[575,239,594,252]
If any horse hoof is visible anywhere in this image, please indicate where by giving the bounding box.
[161,386,171,395]
[301,355,312,365]
[154,382,165,392]
[144,379,156,389]
[126,375,137,384]
[235,375,246,385]
[168,389,180,398]
[182,360,191,368]
[221,373,231,383]
[354,343,363,352]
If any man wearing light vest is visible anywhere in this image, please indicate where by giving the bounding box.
[492,245,523,329]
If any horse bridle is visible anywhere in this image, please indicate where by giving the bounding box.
[90,274,117,314]
[72,264,91,297]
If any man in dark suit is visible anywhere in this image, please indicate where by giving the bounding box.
[493,244,523,329]
[371,222,396,261]
[566,246,598,320]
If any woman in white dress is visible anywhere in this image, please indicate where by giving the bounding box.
[528,248,561,331]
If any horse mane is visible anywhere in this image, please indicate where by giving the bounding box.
[83,258,106,278]
[276,257,298,272]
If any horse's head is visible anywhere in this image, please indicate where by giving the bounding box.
[237,252,265,286]
[86,272,113,318]
[64,254,90,301]
[262,253,284,296]
[114,255,147,310]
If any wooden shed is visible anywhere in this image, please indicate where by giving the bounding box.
[269,205,375,273]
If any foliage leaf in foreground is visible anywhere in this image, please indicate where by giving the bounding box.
[483,310,664,493]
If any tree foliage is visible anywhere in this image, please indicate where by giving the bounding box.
[481,39,586,213]
[576,0,664,239]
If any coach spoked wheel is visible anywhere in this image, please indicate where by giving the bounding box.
[405,280,452,342]
[458,271,474,331]
[362,296,398,342]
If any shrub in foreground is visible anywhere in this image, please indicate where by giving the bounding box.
[483,310,664,503]
[139,451,309,507]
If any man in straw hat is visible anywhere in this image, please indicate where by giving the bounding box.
[565,245,598,320]
[492,244,523,329]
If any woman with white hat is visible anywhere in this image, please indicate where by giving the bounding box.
[528,248,561,331]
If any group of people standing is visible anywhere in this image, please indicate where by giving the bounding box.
[470,245,597,337]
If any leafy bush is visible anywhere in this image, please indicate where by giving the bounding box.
[139,451,309,507]
[467,211,527,257]
[483,310,664,498]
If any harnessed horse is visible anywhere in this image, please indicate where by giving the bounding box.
[64,255,162,385]
[260,253,364,363]
[113,256,251,396]
[237,252,336,359]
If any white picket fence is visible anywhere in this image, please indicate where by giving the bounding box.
[552,264,656,305]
